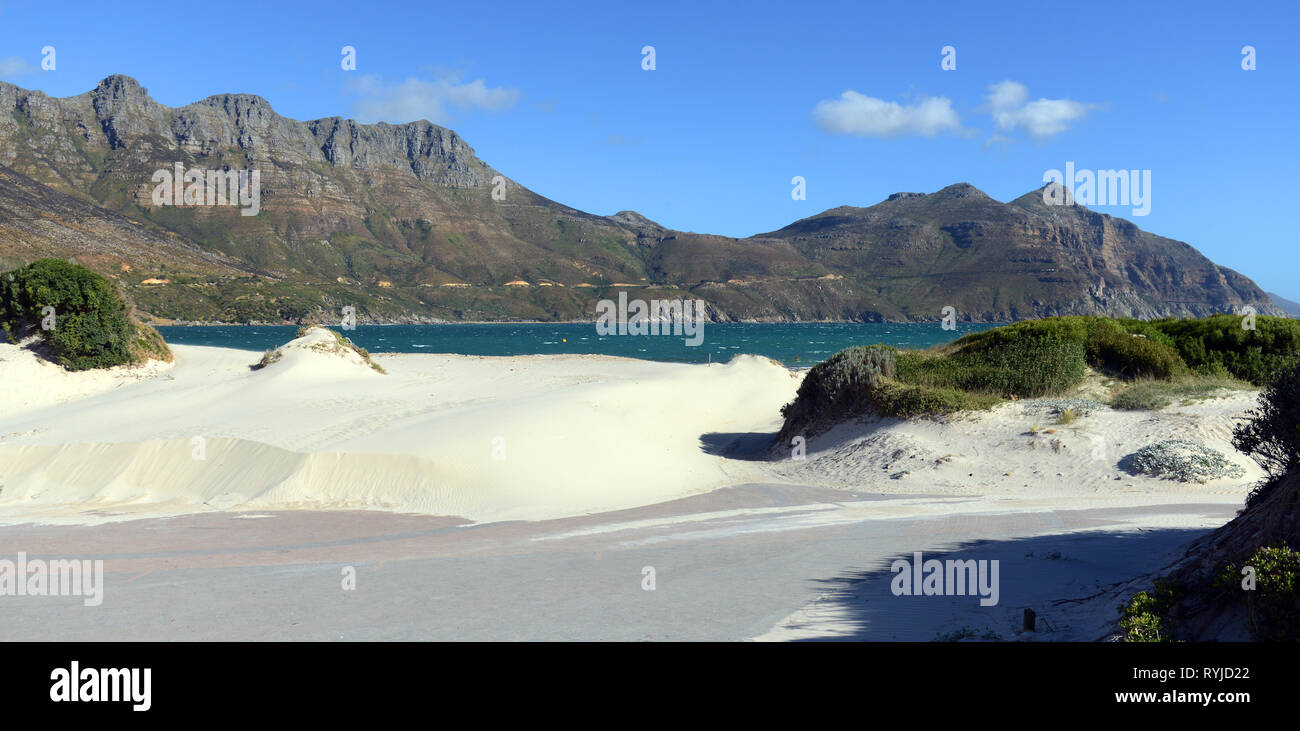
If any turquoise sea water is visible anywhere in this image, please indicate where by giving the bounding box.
[155,322,1000,368]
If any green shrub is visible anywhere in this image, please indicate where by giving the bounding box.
[959,335,1087,396]
[951,316,1093,351]
[873,381,1000,417]
[949,314,1300,383]
[950,316,1182,381]
[1149,314,1300,386]
[778,315,1296,440]
[1119,578,1183,642]
[1084,319,1187,379]
[0,258,171,371]
[904,335,1087,397]
[780,345,896,423]
[1233,354,1300,506]
[1218,545,1300,642]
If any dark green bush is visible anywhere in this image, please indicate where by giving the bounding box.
[950,316,1093,353]
[780,345,896,423]
[906,334,1087,397]
[1233,354,1300,506]
[1218,545,1300,642]
[952,314,1300,384]
[955,335,1086,396]
[873,382,1000,416]
[0,258,170,371]
[777,315,1298,441]
[950,316,1183,380]
[1084,319,1187,379]
[1149,314,1300,386]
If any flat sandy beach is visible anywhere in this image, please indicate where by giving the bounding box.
[0,329,1263,640]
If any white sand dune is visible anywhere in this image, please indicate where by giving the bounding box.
[0,328,801,523]
[0,326,1263,531]
[767,393,1264,502]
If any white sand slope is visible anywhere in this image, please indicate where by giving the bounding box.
[0,328,801,523]
[766,394,1263,501]
[0,336,174,414]
[0,326,1264,531]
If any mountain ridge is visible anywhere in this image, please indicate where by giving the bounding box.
[0,75,1281,323]
[1268,292,1300,317]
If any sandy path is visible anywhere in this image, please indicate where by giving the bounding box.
[0,483,1232,637]
[0,484,1237,641]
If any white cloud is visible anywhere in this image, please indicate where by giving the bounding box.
[813,90,962,138]
[985,80,1094,139]
[0,56,36,76]
[347,73,521,124]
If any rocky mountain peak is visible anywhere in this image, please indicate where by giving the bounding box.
[610,210,662,228]
[931,182,990,200]
[94,74,147,97]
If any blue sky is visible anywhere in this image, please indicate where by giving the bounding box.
[2,0,1297,296]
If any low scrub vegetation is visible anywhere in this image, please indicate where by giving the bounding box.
[1119,439,1246,483]
[0,258,171,370]
[952,316,1185,380]
[1144,314,1300,386]
[1217,545,1300,642]
[778,314,1300,438]
[897,334,1086,397]
[955,314,1300,385]
[1110,375,1253,411]
[1119,578,1183,642]
[250,348,282,371]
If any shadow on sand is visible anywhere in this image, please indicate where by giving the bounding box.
[700,417,894,462]
[777,527,1212,642]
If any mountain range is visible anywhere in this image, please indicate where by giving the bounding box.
[0,75,1284,323]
